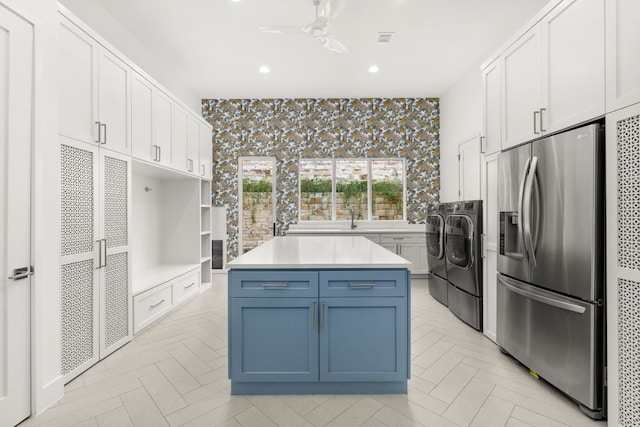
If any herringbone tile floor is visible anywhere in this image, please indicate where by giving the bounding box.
[21,278,607,427]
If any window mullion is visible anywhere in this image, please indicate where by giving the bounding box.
[367,159,372,221]
[331,159,336,221]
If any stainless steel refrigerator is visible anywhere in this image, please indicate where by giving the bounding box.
[496,123,605,419]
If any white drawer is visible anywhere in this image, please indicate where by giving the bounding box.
[173,271,200,306]
[380,234,421,244]
[134,282,173,334]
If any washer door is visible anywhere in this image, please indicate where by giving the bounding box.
[426,214,445,259]
[445,215,475,269]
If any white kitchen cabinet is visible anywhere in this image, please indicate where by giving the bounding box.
[502,27,542,149]
[131,72,173,167]
[58,15,131,155]
[199,121,213,180]
[380,234,427,275]
[154,90,174,167]
[187,115,200,176]
[59,135,132,383]
[458,136,481,201]
[606,0,640,112]
[481,59,502,155]
[501,0,604,149]
[173,104,189,173]
[481,152,499,343]
[131,72,154,161]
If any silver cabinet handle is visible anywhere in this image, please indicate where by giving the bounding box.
[539,108,546,132]
[149,299,165,309]
[398,244,402,255]
[261,283,288,288]
[8,266,33,280]
[102,239,108,268]
[312,302,316,330]
[349,282,376,288]
[184,282,196,290]
[188,159,193,172]
[321,302,326,329]
[200,164,205,176]
[95,121,102,143]
[533,111,540,135]
[96,240,102,270]
[480,135,486,154]
[101,123,107,144]
[157,145,161,162]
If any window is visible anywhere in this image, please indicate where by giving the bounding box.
[299,158,406,221]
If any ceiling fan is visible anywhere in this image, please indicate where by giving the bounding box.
[258,0,348,54]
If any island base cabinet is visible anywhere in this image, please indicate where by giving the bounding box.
[230,298,318,382]
[320,298,407,382]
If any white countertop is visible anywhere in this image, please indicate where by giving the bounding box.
[286,223,425,235]
[227,236,412,269]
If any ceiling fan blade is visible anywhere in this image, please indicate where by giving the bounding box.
[317,34,348,54]
[258,26,304,34]
[318,0,346,20]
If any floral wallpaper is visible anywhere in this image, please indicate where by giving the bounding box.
[202,98,440,259]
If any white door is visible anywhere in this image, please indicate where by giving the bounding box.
[58,14,98,145]
[173,104,189,173]
[97,47,131,155]
[502,26,542,149]
[481,152,499,343]
[0,5,33,425]
[199,121,212,180]
[481,58,502,155]
[541,0,605,133]
[458,136,481,201]
[131,72,154,162]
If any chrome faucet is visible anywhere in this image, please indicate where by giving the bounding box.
[350,210,357,230]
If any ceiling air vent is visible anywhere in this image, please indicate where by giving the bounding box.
[376,32,394,43]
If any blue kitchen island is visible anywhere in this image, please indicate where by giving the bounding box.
[227,236,412,395]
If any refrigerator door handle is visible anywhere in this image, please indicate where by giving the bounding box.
[523,156,538,267]
[498,275,586,314]
[517,157,531,259]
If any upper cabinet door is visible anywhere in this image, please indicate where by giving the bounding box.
[502,26,542,150]
[199,122,212,180]
[186,116,200,176]
[58,16,98,144]
[154,90,173,167]
[481,59,502,155]
[131,72,154,162]
[458,136,481,201]
[97,48,131,155]
[173,104,189,173]
[606,0,640,112]
[541,0,605,133]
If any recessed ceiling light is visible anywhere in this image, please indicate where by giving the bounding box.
[259,65,270,74]
[368,65,380,73]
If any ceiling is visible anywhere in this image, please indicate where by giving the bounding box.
[62,0,550,103]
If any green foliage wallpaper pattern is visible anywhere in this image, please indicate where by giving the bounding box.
[202,98,440,259]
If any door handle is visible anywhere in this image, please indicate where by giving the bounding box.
[102,239,108,268]
[149,299,165,309]
[101,123,107,144]
[498,275,585,314]
[348,282,376,288]
[96,239,102,270]
[480,135,486,154]
[533,111,540,135]
[200,164,205,176]
[8,266,34,280]
[157,145,161,162]
[312,302,316,330]
[517,157,530,260]
[261,283,288,288]
[523,157,538,267]
[321,302,326,330]
[539,108,546,133]
[95,121,102,143]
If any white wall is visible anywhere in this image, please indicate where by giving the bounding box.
[2,0,64,414]
[438,66,482,202]
[58,0,201,112]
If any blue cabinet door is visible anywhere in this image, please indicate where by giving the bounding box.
[319,297,407,382]
[230,298,319,382]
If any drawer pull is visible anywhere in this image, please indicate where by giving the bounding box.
[184,282,196,290]
[349,282,377,288]
[149,299,166,308]
[262,283,289,288]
